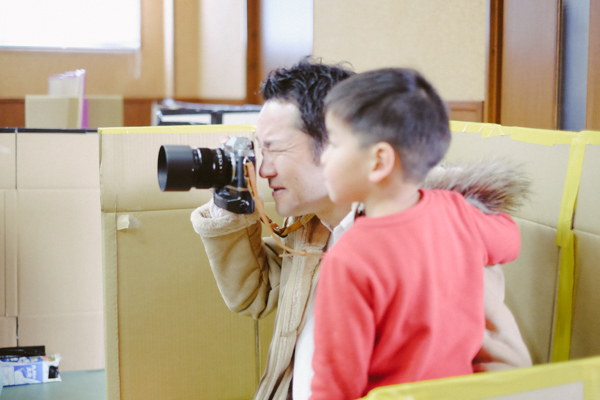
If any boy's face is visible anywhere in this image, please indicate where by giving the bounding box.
[321,112,372,204]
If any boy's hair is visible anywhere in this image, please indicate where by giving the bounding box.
[324,68,451,183]
[260,57,355,158]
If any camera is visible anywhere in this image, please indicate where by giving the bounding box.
[157,137,255,214]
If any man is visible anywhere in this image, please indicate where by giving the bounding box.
[191,58,532,400]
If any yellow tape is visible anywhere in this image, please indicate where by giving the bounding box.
[360,355,600,400]
[99,123,257,135]
[552,135,586,362]
[450,120,577,145]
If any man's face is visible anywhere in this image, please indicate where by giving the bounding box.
[256,100,331,218]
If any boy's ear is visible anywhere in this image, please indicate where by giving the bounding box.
[368,142,396,183]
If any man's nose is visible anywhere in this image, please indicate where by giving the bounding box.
[259,157,275,179]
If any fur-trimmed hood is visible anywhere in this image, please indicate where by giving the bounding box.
[422,159,531,214]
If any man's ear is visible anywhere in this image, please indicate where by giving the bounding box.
[368,142,397,183]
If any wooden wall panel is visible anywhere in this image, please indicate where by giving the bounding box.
[174,0,200,99]
[587,0,600,130]
[501,0,561,129]
[0,99,25,128]
[447,101,484,123]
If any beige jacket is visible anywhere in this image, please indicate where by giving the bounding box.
[191,159,533,400]
[192,205,327,400]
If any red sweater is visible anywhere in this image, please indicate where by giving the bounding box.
[310,189,520,400]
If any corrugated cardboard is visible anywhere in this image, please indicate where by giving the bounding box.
[100,122,600,399]
[0,317,17,348]
[2,190,18,318]
[570,143,600,359]
[444,131,572,363]
[25,95,81,129]
[100,124,280,400]
[0,132,16,189]
[86,95,124,129]
[446,131,571,228]
[14,131,104,372]
[25,95,124,129]
[16,132,100,189]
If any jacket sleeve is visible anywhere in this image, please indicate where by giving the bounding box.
[190,201,283,319]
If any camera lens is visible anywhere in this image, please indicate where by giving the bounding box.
[158,145,231,191]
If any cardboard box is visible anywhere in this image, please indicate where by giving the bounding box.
[0,190,18,321]
[0,131,16,189]
[444,129,572,364]
[0,354,61,387]
[100,124,279,400]
[0,130,104,372]
[100,122,600,399]
[25,95,124,129]
[25,96,81,129]
[86,95,124,129]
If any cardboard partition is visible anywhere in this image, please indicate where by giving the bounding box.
[16,132,100,189]
[100,124,282,400]
[571,230,600,359]
[11,130,104,372]
[0,132,16,189]
[2,190,17,318]
[100,122,600,399]
[103,209,258,400]
[16,189,103,372]
[444,130,571,364]
[0,317,17,348]
[99,124,268,213]
[445,131,571,228]
[504,218,560,364]
[361,355,600,400]
[570,140,600,359]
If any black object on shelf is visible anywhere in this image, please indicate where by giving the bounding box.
[0,345,46,358]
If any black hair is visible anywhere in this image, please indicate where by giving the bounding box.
[260,57,355,158]
[324,68,451,183]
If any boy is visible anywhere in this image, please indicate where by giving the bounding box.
[309,68,521,400]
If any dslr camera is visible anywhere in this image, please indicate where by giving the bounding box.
[157,137,255,214]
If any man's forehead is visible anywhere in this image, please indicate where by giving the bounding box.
[256,101,308,148]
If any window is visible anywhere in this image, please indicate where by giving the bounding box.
[0,0,141,51]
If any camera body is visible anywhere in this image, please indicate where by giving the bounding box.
[158,137,255,214]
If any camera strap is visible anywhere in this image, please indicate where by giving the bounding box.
[244,162,322,258]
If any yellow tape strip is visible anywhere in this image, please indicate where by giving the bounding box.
[552,136,586,362]
[450,120,578,145]
[98,123,257,135]
[360,354,600,400]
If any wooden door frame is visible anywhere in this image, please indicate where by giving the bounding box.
[246,0,262,105]
[486,0,503,124]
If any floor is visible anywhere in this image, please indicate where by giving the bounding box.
[1,370,105,400]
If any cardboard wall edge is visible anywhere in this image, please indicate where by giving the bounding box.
[0,192,5,317]
[102,212,121,400]
[362,354,600,400]
[98,124,257,136]
[5,190,17,317]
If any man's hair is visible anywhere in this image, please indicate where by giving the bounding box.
[324,68,451,183]
[260,57,355,158]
